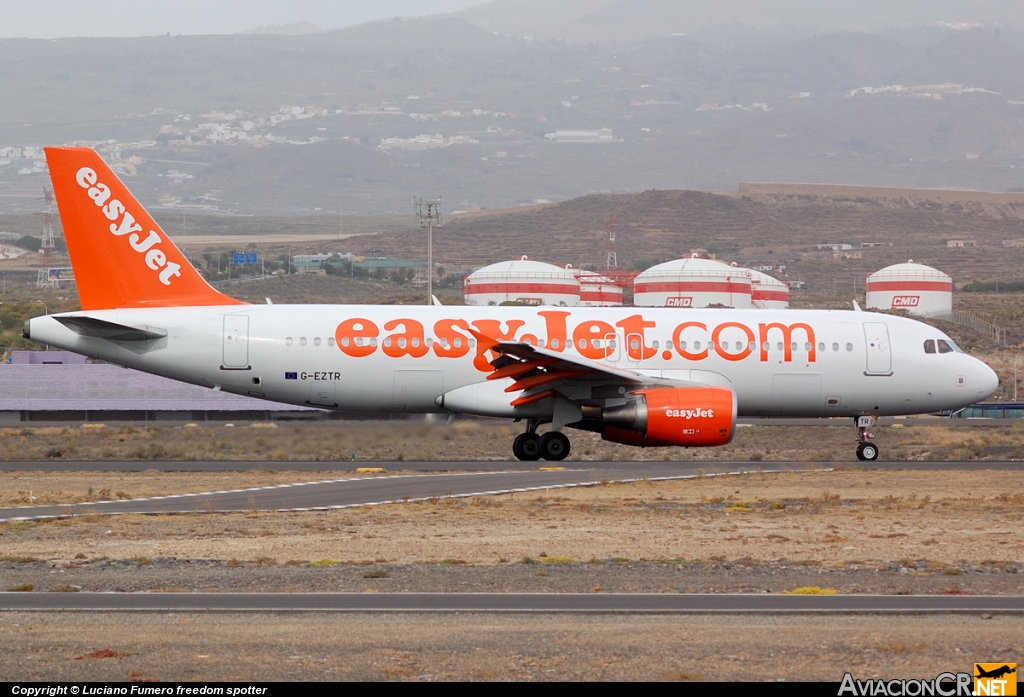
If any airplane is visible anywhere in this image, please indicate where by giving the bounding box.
[22,147,999,462]
[975,665,1016,680]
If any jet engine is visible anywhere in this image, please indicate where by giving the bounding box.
[601,386,737,448]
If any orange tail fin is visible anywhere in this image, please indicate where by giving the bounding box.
[44,147,246,310]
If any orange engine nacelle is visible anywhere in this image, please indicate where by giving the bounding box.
[601,386,737,448]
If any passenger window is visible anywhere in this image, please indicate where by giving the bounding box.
[818,342,825,352]
[776,342,783,351]
[285,337,293,347]
[804,342,811,351]
[749,342,757,351]
[693,341,701,350]
[327,337,335,348]
[679,340,687,350]
[313,337,321,347]
[832,343,839,352]
[846,343,853,352]
[924,340,936,354]
[937,339,954,354]
[299,337,307,347]
[579,339,588,349]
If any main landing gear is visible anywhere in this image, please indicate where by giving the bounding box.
[855,415,879,461]
[512,420,571,462]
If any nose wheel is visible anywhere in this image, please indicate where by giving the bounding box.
[855,416,879,461]
[856,442,879,461]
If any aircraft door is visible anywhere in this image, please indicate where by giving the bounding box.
[602,332,620,363]
[863,322,892,375]
[222,315,249,369]
[621,331,642,367]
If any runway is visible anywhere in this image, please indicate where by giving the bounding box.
[2,592,1022,613]
[0,464,814,521]
[1,460,1021,522]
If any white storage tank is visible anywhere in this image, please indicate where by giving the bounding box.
[633,256,752,308]
[747,268,789,309]
[866,261,952,316]
[464,257,580,307]
[576,270,624,307]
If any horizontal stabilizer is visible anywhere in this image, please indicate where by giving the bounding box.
[54,316,167,342]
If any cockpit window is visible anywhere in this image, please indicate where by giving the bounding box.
[937,339,954,354]
[924,340,936,354]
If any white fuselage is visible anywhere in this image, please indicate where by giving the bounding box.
[27,305,997,419]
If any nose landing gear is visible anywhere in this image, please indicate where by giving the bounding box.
[855,415,879,461]
[512,420,570,462]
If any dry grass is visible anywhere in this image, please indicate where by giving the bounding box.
[3,419,1024,470]
[1,470,1021,568]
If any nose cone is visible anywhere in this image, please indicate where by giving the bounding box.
[976,360,999,401]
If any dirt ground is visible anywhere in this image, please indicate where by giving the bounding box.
[2,469,1022,570]
[2,613,1020,682]
[2,427,1022,682]
[2,419,1023,464]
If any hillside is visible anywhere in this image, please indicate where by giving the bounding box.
[337,188,1024,292]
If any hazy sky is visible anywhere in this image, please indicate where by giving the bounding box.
[0,0,483,38]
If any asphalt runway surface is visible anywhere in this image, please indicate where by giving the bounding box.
[1,460,1021,521]
[0,464,817,521]
[2,592,1022,613]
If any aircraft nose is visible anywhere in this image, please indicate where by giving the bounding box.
[976,361,999,400]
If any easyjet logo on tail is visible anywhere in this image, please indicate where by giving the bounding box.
[75,167,181,286]
[892,296,920,308]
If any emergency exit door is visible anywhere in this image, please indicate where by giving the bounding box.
[863,322,892,375]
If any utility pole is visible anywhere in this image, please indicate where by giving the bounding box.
[606,214,617,270]
[414,197,443,305]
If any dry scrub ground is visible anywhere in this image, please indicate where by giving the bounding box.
[2,424,1023,681]
[2,419,1024,464]
[2,614,1020,682]
[1,470,1021,576]
[1,469,1023,681]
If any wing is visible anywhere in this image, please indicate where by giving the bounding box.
[469,329,704,408]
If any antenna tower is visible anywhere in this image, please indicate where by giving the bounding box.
[606,214,617,269]
[413,197,443,304]
[36,188,58,288]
